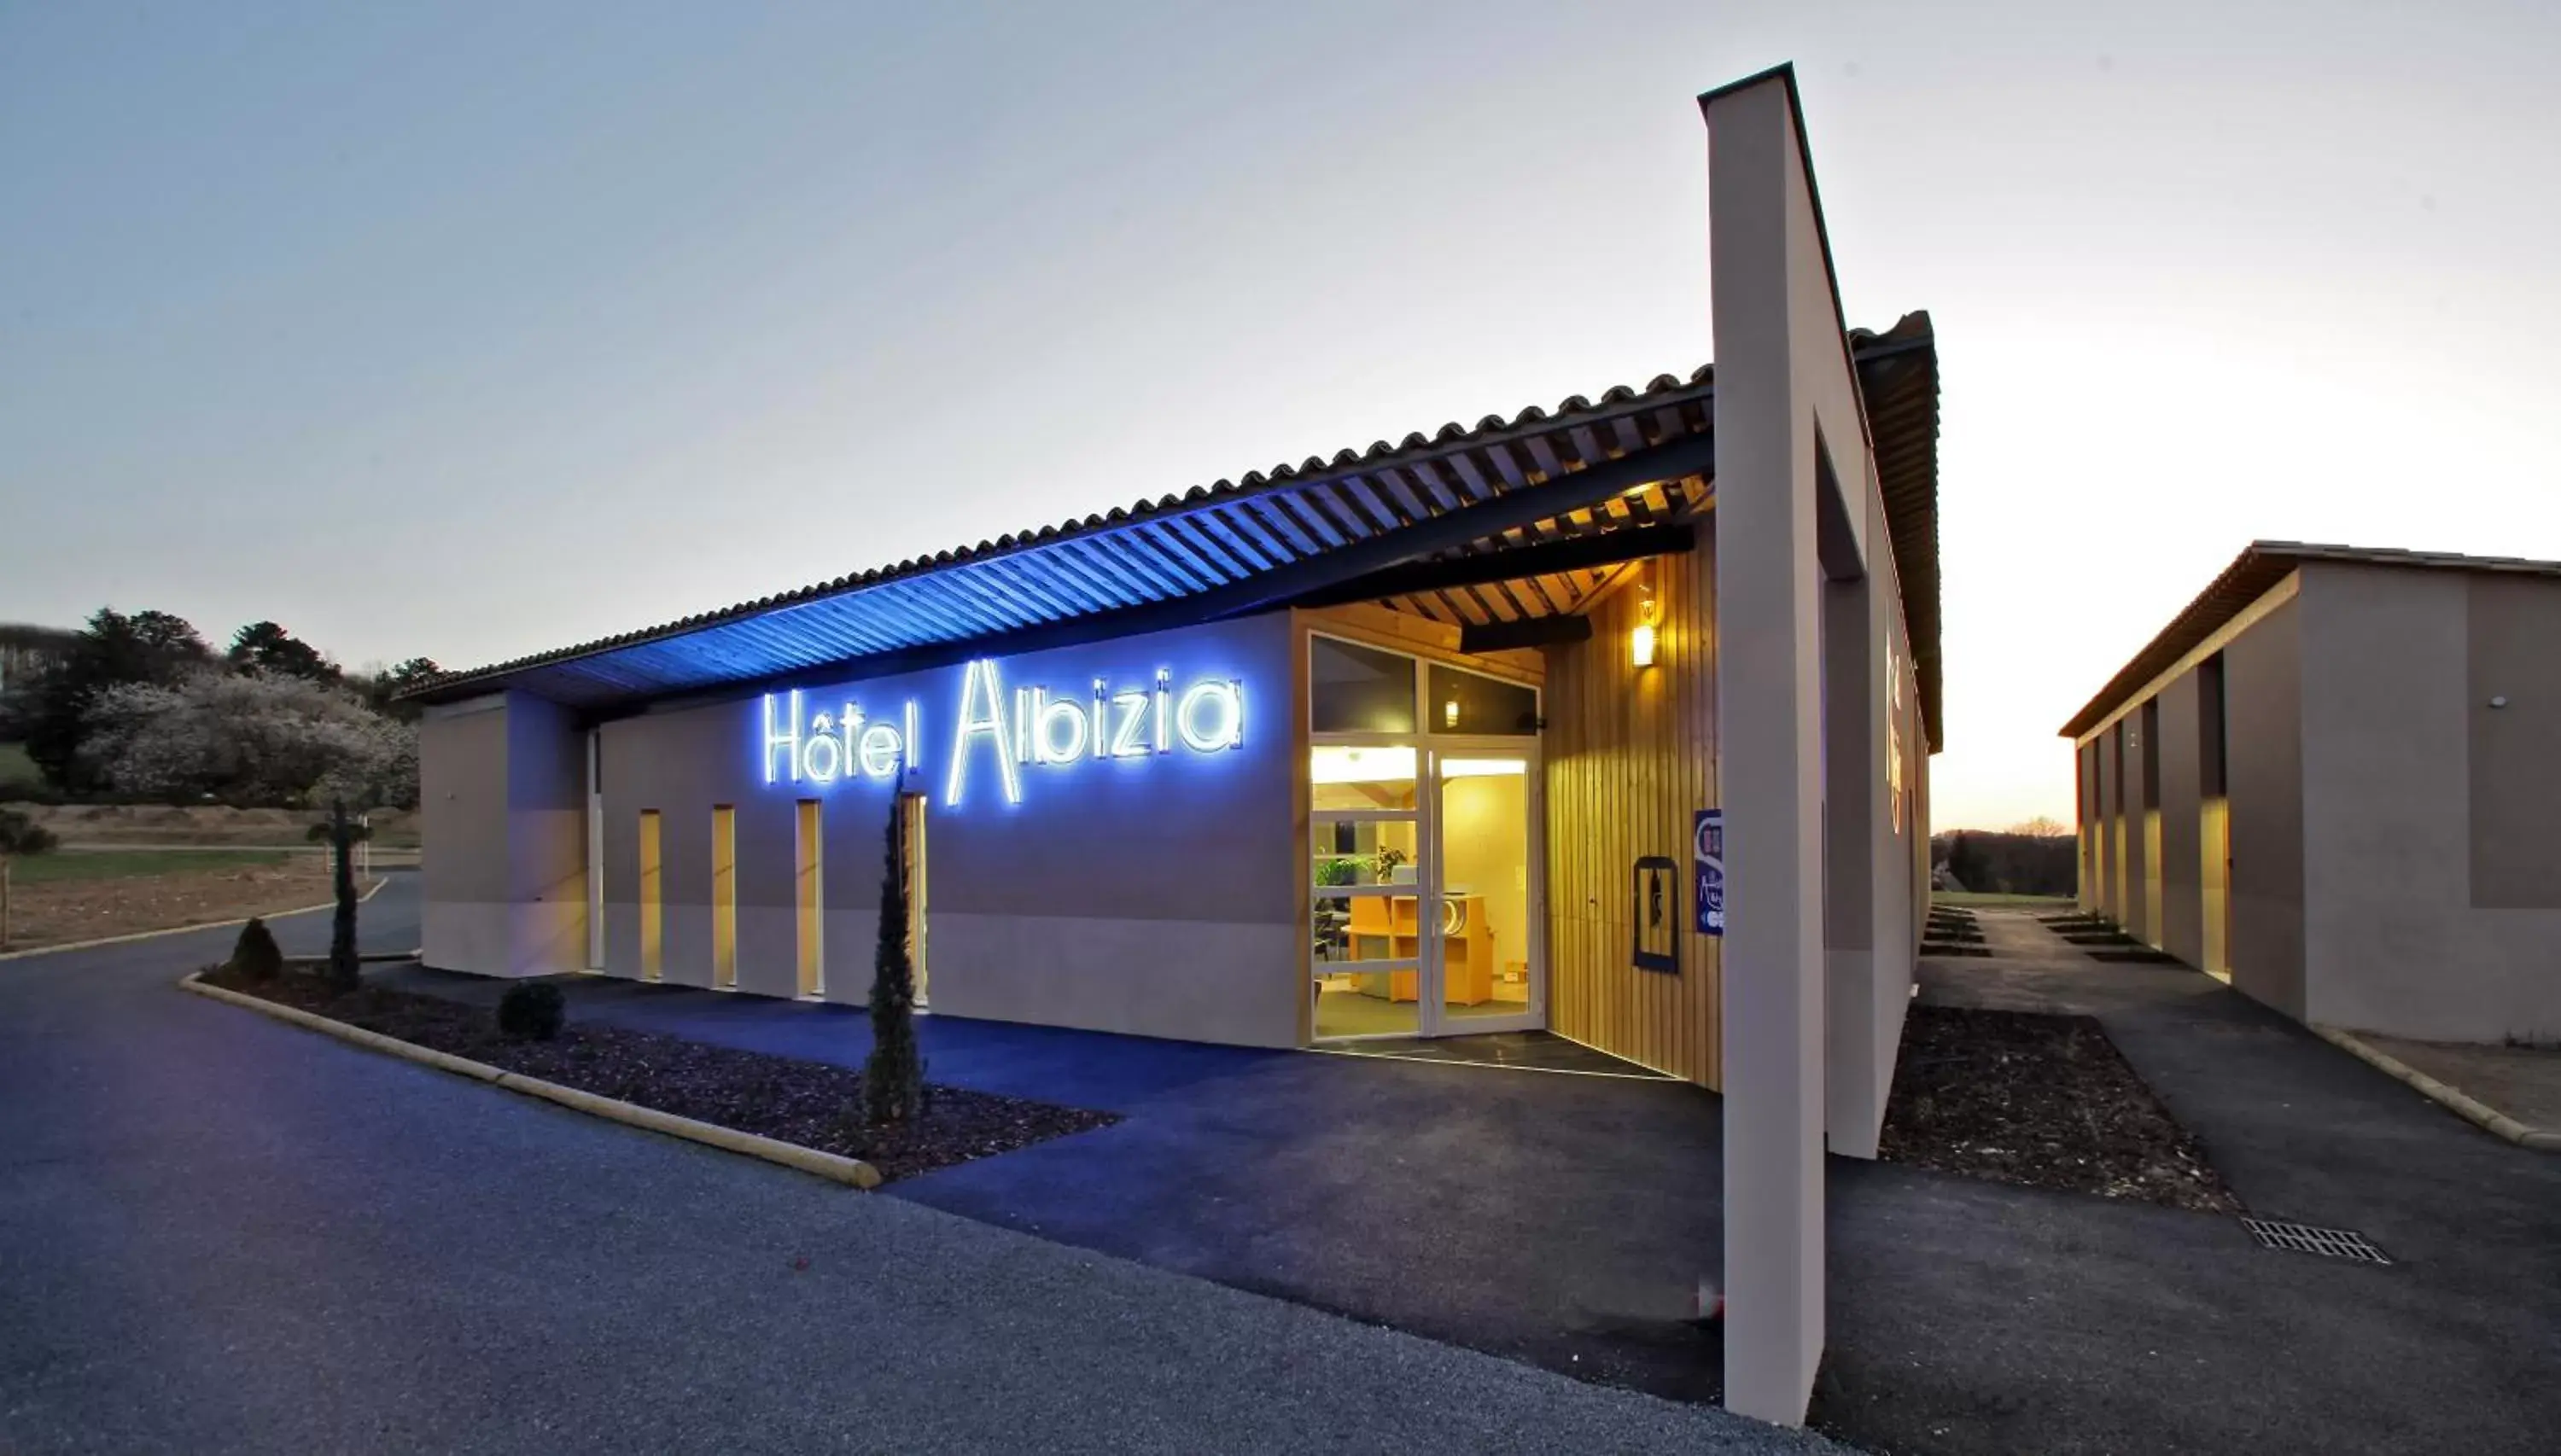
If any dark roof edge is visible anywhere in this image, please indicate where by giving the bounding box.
[2057,539,2561,738]
[2250,539,2561,577]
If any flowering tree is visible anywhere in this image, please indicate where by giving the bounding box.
[81,670,418,809]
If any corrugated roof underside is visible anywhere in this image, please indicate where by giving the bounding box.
[1853,323,1942,749]
[428,379,1719,710]
[415,313,1941,723]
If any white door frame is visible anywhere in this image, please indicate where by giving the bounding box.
[1305,630,1546,1041]
[1415,738,1546,1037]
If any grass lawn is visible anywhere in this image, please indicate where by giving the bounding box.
[1936,890,2077,909]
[2,848,342,952]
[6,848,295,885]
[0,741,38,788]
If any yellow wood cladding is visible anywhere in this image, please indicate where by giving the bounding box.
[1543,547,1722,1088]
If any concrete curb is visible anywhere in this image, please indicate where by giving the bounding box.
[2313,1024,2561,1154]
[178,972,884,1190]
[0,876,389,963]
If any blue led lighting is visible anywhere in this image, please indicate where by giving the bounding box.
[767,657,1245,809]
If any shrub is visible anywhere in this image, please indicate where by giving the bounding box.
[227,917,284,982]
[0,807,55,855]
[497,982,567,1042]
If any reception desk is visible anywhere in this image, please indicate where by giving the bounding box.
[1346,893,1494,1005]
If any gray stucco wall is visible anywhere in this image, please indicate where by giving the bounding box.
[1822,480,1923,1161]
[421,690,591,977]
[592,613,1302,1048]
[505,693,587,975]
[2225,595,2306,1018]
[2299,564,2561,1042]
[422,696,508,970]
[2467,574,2561,911]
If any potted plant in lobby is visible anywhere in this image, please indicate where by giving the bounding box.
[1314,857,1357,963]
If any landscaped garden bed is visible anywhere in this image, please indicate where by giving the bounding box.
[196,967,1118,1182]
[2088,947,2186,965]
[1922,907,1990,958]
[1878,1004,2238,1212]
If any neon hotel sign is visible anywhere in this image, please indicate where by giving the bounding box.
[763,658,1244,807]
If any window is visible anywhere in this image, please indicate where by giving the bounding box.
[2139,699,2161,810]
[796,800,823,997]
[710,805,737,989]
[586,731,604,970]
[2110,721,2126,812]
[1428,663,1539,736]
[1310,636,1417,734]
[638,809,662,982]
[902,793,930,1006]
[2199,654,2228,799]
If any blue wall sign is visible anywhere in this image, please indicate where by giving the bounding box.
[761,657,1245,807]
[1694,809,1724,936]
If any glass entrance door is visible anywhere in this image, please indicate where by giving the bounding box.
[1306,633,1543,1042]
[1426,749,1541,1034]
[1310,744,1425,1039]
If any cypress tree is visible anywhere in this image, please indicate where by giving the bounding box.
[324,800,360,991]
[863,788,925,1124]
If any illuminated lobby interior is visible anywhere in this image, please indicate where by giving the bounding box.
[1307,633,1540,1040]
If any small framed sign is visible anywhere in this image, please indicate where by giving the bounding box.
[1633,856,1679,974]
[1694,809,1724,936]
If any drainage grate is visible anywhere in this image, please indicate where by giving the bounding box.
[2241,1217,2394,1266]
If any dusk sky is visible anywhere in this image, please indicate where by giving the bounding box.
[5,1,2556,830]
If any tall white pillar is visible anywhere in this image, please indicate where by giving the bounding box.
[1706,62,1894,1424]
[1706,70,1829,1425]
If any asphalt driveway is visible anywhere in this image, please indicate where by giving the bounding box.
[0,875,1828,1455]
[413,909,2561,1456]
[1838,911,2561,1454]
[18,880,2557,1454]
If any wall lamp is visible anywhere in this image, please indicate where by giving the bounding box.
[1631,585,1660,669]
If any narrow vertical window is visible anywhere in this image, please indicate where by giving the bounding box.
[585,731,604,970]
[638,809,663,982]
[796,799,824,997]
[2139,699,2161,811]
[903,792,929,1007]
[2199,654,2228,799]
[711,805,737,989]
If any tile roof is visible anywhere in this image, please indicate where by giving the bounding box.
[2058,540,2561,738]
[414,314,1942,740]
